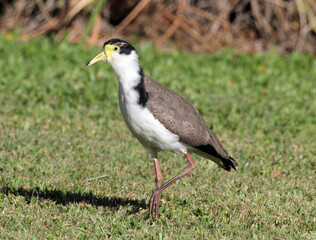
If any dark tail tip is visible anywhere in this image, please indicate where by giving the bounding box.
[223,156,238,171]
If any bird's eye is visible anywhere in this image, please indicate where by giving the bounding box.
[114,47,119,51]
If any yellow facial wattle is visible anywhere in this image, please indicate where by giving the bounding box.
[86,44,120,67]
[104,44,120,61]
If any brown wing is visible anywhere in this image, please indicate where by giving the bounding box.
[144,75,220,146]
[141,74,238,171]
[143,75,208,144]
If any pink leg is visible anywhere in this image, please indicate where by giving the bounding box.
[153,158,163,188]
[149,153,196,218]
[152,158,163,217]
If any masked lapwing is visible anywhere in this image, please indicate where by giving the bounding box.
[87,39,238,218]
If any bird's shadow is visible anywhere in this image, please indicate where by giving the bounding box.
[0,185,147,215]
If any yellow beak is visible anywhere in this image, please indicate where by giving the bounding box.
[86,51,106,67]
[86,45,117,67]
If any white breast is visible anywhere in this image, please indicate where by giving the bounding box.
[118,82,187,155]
[108,50,187,155]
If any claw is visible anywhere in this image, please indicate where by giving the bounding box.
[149,189,161,218]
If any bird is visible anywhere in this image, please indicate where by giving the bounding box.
[86,39,238,218]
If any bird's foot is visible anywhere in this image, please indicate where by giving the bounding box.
[149,189,161,218]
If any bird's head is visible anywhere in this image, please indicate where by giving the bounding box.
[87,39,139,71]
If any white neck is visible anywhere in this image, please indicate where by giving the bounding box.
[108,50,141,89]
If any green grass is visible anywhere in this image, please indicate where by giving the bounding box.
[0,34,315,239]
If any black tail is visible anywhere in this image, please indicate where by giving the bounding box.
[222,156,238,171]
[194,144,238,171]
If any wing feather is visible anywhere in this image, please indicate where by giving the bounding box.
[142,74,238,170]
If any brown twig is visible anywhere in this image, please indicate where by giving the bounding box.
[158,0,185,43]
[0,0,315,54]
[11,0,27,29]
[163,8,216,52]
[64,0,92,25]
[113,0,151,34]
[210,0,240,37]
[21,17,59,40]
[186,5,255,50]
[251,0,273,35]
[35,0,52,22]
[264,0,290,8]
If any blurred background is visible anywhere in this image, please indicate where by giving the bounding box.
[1,0,316,54]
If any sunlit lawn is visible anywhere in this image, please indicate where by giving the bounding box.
[0,35,315,239]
